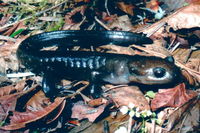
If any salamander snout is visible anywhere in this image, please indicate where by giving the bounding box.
[128,55,181,85]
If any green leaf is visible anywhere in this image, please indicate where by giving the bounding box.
[0,121,5,127]
[145,91,156,99]
[10,29,25,38]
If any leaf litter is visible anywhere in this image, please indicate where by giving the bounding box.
[0,0,199,132]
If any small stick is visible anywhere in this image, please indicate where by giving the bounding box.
[105,0,111,16]
[167,36,176,50]
[169,42,180,53]
[94,16,111,30]
[0,35,16,42]
[146,22,166,37]
[127,116,133,133]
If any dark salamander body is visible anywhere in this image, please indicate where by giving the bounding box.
[17,30,180,99]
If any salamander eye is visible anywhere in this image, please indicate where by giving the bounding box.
[153,67,166,78]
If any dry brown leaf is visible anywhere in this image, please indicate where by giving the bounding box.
[0,79,35,99]
[146,0,160,11]
[3,22,26,36]
[151,83,198,111]
[166,96,199,131]
[185,58,200,72]
[143,2,200,36]
[117,2,135,16]
[106,86,150,111]
[0,96,65,130]
[99,44,135,55]
[26,90,66,124]
[0,14,12,27]
[0,96,17,122]
[0,35,27,57]
[107,15,133,31]
[63,6,86,30]
[87,98,108,107]
[26,90,52,111]
[167,2,200,30]
[181,70,199,86]
[71,101,106,122]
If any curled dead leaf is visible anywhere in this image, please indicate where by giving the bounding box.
[0,79,36,99]
[0,95,65,130]
[151,83,198,111]
[105,86,150,111]
[71,101,107,122]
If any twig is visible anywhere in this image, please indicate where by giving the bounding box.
[146,22,166,37]
[6,72,35,78]
[104,85,128,93]
[178,113,189,133]
[94,16,111,30]
[64,81,89,99]
[167,36,176,50]
[0,0,69,31]
[127,116,133,133]
[183,46,198,63]
[0,35,16,42]
[105,0,111,16]
[151,120,156,133]
[169,42,180,53]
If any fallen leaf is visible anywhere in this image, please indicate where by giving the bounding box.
[181,70,199,86]
[87,98,108,107]
[117,2,135,16]
[0,79,35,99]
[0,96,17,122]
[105,86,150,111]
[166,2,200,30]
[143,2,200,36]
[3,22,26,36]
[0,14,12,27]
[26,90,66,124]
[166,96,199,131]
[0,96,65,130]
[106,15,133,31]
[151,83,198,111]
[71,101,106,122]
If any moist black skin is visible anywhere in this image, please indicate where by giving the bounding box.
[17,30,180,100]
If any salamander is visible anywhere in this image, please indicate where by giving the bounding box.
[16,30,180,99]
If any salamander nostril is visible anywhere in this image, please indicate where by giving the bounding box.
[153,67,166,78]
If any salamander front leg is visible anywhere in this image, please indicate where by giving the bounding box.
[89,83,102,99]
[42,75,58,101]
[89,71,103,99]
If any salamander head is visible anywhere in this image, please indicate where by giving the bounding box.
[128,56,181,85]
